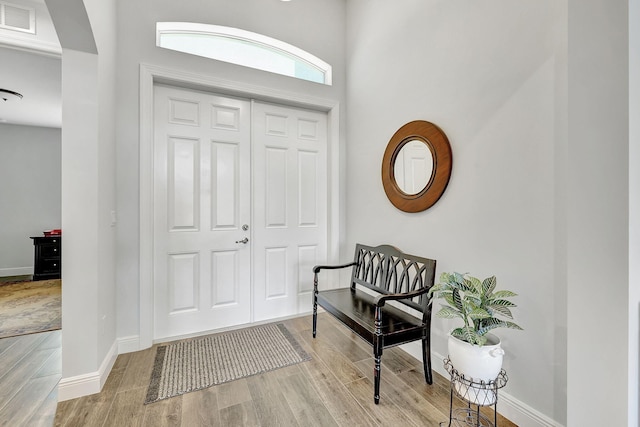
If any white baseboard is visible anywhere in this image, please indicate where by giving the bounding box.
[117,335,140,354]
[400,342,563,427]
[58,339,118,402]
[499,391,564,427]
[0,267,33,277]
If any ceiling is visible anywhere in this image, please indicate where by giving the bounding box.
[0,0,62,128]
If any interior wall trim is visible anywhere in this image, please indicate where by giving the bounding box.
[58,338,118,402]
[0,38,62,58]
[0,267,33,277]
[117,335,140,355]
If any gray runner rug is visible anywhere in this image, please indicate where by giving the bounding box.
[145,323,310,404]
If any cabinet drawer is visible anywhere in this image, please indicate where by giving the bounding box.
[39,258,61,273]
[40,244,60,258]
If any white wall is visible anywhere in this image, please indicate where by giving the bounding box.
[114,0,347,344]
[83,0,118,377]
[0,123,61,276]
[347,1,637,425]
[629,0,640,425]
[567,0,629,426]
[45,0,118,398]
[346,0,566,424]
[59,47,101,380]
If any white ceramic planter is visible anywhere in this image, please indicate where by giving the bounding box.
[448,333,504,405]
[448,333,504,381]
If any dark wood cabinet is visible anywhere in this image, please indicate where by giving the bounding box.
[31,236,61,280]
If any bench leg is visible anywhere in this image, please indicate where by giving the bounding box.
[422,336,433,385]
[373,307,383,404]
[312,301,318,338]
[373,343,382,404]
[312,292,318,339]
[312,273,318,338]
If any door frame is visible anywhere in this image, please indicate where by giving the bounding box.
[138,63,341,349]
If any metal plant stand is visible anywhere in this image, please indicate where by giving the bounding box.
[441,358,508,427]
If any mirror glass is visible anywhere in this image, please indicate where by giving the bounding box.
[393,139,434,195]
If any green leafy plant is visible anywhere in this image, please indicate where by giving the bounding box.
[428,272,523,346]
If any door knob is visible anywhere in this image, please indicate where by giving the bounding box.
[235,237,249,244]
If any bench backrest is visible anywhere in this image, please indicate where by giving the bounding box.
[349,243,437,315]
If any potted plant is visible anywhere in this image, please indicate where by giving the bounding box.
[428,272,523,386]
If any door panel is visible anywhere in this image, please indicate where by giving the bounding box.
[265,247,288,298]
[252,101,328,321]
[299,150,319,225]
[265,147,288,226]
[168,137,199,230]
[211,250,239,306]
[154,85,251,340]
[168,252,198,313]
[212,142,239,228]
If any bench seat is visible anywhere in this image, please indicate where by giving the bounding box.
[316,288,426,347]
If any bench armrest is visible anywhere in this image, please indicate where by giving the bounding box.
[313,261,357,274]
[373,287,430,307]
[313,261,357,293]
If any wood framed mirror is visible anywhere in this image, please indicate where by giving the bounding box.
[381,120,452,213]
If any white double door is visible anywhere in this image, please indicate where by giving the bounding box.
[153,85,327,340]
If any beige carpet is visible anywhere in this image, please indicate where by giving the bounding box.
[0,279,61,339]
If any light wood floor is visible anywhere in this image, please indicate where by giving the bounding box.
[53,314,516,427]
[0,330,61,426]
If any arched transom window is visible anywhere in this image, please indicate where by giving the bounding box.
[156,22,332,85]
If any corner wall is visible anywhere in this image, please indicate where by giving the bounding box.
[567,0,629,425]
[346,0,566,425]
[629,0,640,424]
[46,0,118,399]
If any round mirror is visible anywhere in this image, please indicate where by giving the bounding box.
[382,120,452,213]
[393,139,434,195]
